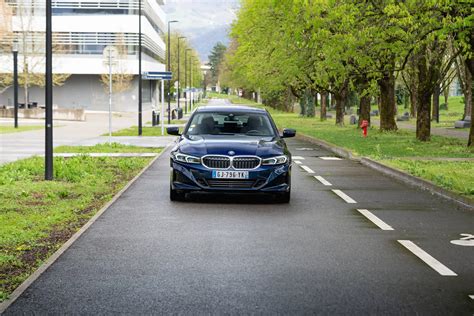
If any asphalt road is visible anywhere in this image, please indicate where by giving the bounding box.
[4,136,474,314]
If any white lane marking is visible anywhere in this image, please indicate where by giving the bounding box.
[314,176,332,186]
[320,157,342,160]
[294,160,302,165]
[293,156,305,160]
[398,240,457,276]
[357,209,394,231]
[300,165,315,174]
[469,295,474,300]
[331,189,357,203]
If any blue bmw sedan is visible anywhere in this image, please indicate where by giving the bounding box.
[167,105,296,203]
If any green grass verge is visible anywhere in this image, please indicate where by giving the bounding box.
[382,159,474,198]
[0,125,44,134]
[264,108,473,199]
[0,153,157,302]
[55,143,163,153]
[108,126,176,136]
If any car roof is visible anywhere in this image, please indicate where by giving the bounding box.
[194,105,267,114]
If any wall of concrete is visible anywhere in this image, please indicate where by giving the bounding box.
[0,74,157,112]
[0,108,86,121]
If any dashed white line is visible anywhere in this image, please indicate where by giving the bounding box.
[398,240,457,276]
[314,176,332,186]
[357,209,394,230]
[320,157,342,161]
[469,295,474,300]
[331,189,357,203]
[292,156,305,160]
[294,160,302,165]
[300,165,315,174]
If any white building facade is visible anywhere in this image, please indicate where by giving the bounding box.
[0,0,167,111]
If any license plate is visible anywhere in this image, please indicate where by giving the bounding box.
[212,170,249,179]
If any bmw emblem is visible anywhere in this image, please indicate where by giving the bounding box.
[228,150,235,156]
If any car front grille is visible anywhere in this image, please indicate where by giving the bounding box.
[233,157,261,169]
[207,179,256,188]
[202,155,261,170]
[202,156,231,169]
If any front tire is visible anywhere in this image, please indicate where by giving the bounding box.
[170,185,186,201]
[275,191,290,203]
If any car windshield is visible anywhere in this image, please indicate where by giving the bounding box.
[185,111,276,136]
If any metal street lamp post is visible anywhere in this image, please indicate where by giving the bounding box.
[45,0,53,180]
[177,36,186,111]
[138,0,142,136]
[185,48,191,114]
[167,20,178,124]
[12,41,18,129]
[190,55,193,110]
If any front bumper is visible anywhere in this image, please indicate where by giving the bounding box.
[170,160,291,193]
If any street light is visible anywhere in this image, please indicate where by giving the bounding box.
[45,0,53,180]
[167,20,178,124]
[138,0,143,136]
[177,36,186,111]
[12,41,18,129]
[185,48,192,114]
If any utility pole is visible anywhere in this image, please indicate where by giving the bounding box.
[45,0,53,180]
[177,36,186,111]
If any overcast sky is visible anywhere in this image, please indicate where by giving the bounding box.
[162,0,240,61]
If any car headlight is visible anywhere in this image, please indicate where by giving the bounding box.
[261,155,288,165]
[172,152,201,164]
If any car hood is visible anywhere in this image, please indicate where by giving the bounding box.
[175,135,286,157]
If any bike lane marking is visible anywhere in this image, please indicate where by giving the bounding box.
[397,240,457,276]
[314,176,332,186]
[331,189,357,204]
[357,209,394,231]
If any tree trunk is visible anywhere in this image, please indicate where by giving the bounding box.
[335,81,349,126]
[415,51,431,141]
[378,70,397,131]
[463,69,472,120]
[432,84,440,122]
[320,91,327,121]
[330,93,336,109]
[299,97,306,116]
[305,89,315,117]
[359,94,371,126]
[443,86,449,110]
[466,56,474,146]
[335,94,345,126]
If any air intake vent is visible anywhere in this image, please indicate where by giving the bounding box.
[202,156,231,169]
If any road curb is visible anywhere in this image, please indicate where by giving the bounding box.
[296,133,473,211]
[0,144,171,314]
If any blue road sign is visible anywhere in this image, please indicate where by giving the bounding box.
[142,71,172,80]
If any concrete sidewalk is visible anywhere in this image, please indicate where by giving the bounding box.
[0,110,176,164]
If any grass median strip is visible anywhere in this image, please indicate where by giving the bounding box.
[0,125,44,134]
[0,144,162,302]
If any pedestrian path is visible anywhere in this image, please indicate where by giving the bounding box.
[0,111,178,164]
[371,119,469,140]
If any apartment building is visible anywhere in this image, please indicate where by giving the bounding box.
[0,0,167,111]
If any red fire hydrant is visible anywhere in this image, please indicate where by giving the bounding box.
[360,120,368,137]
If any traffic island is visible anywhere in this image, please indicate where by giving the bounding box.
[0,144,163,302]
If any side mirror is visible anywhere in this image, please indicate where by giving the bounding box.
[282,128,296,138]
[167,126,181,136]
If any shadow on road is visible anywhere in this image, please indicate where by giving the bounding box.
[184,192,284,205]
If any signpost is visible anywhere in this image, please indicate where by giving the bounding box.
[103,46,118,143]
[142,72,172,135]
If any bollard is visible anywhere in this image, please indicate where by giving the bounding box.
[360,120,368,137]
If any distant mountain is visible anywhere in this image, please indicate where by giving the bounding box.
[188,26,231,62]
[162,0,238,62]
